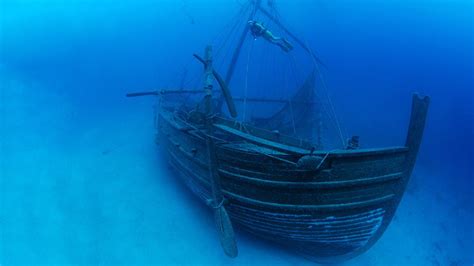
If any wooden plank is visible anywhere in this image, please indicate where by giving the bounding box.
[214,123,310,154]
[224,191,394,212]
[165,137,394,211]
[165,137,399,206]
[218,169,403,189]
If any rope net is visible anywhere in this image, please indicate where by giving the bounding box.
[167,0,347,150]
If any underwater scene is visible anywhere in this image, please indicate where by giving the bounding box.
[1,0,473,265]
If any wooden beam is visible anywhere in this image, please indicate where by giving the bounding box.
[232,97,317,104]
[194,54,238,117]
[203,45,238,258]
[214,123,310,155]
[404,94,430,176]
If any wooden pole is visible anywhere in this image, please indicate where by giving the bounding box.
[224,0,261,85]
[217,0,262,112]
[203,45,238,258]
[204,46,213,116]
[193,54,238,117]
[404,94,430,172]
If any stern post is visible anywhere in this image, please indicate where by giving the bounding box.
[404,93,430,174]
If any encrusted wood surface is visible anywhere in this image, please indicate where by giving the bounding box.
[156,94,429,262]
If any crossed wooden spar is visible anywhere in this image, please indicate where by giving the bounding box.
[126,45,239,258]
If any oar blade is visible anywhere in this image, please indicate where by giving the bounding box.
[214,206,238,258]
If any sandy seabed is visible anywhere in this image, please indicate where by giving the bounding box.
[1,76,472,265]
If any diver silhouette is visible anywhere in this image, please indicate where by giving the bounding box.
[248,20,293,52]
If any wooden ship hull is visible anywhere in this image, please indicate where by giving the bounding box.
[156,94,429,262]
[127,1,430,261]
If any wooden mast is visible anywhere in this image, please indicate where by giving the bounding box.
[224,0,262,85]
[216,0,261,112]
[256,4,326,147]
[223,0,324,82]
[218,0,324,146]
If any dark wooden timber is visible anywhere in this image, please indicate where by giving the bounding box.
[154,93,429,263]
[202,46,238,258]
[224,0,261,86]
[126,91,159,97]
[233,97,317,104]
[193,53,238,118]
[217,0,261,112]
[127,91,318,104]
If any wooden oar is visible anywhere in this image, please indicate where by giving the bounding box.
[201,46,238,258]
[205,136,238,258]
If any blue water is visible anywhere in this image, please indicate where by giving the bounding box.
[1,0,472,265]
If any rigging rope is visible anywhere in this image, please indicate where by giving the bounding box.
[284,59,297,135]
[268,5,347,147]
[176,2,249,109]
[289,51,337,147]
[304,37,347,147]
[214,2,251,59]
[242,38,255,123]
[288,99,297,135]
